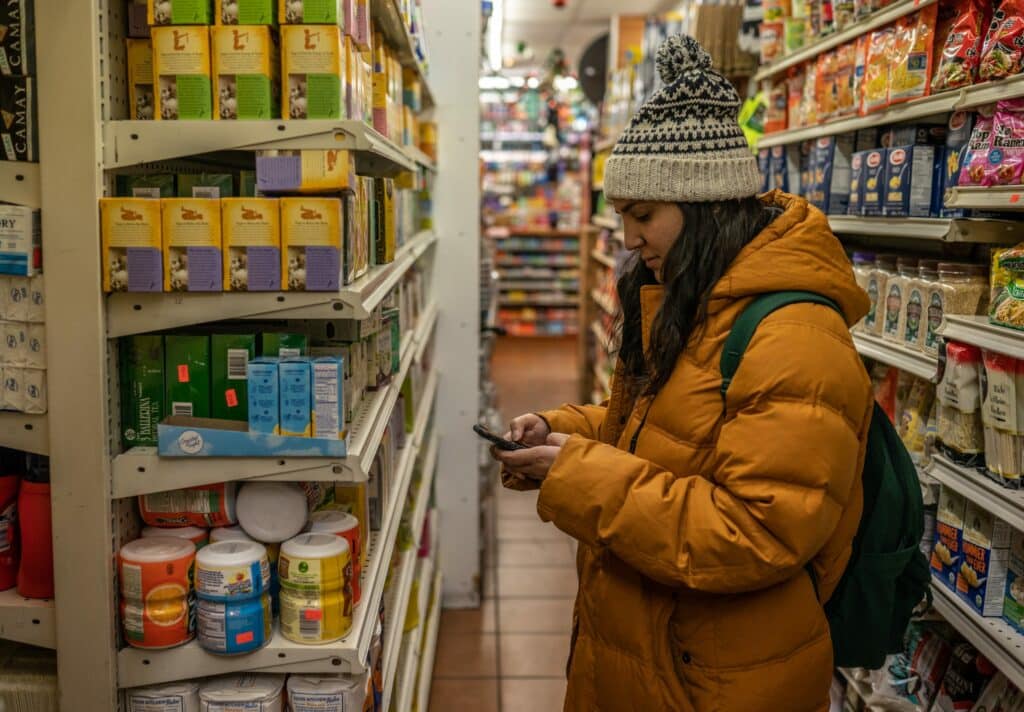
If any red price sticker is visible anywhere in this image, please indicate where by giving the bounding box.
[225,389,238,407]
[235,631,254,645]
[177,364,189,383]
[303,609,323,621]
[1012,194,1021,204]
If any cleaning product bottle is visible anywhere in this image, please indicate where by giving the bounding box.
[0,467,19,591]
[17,455,53,599]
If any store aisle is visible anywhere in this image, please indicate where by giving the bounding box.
[429,337,579,711]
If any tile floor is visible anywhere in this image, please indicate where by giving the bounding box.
[428,336,580,711]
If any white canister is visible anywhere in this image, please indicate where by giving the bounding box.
[195,540,270,600]
[236,482,308,543]
[126,681,201,712]
[209,524,254,544]
[286,675,365,712]
[141,525,209,549]
[199,674,284,711]
[307,510,362,604]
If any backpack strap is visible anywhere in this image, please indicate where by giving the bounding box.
[720,290,843,401]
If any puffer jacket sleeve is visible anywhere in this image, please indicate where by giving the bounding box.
[535,316,872,594]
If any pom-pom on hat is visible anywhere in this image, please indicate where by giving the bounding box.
[603,35,762,204]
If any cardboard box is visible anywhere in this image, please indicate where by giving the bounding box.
[373,177,395,265]
[807,134,853,215]
[164,334,211,418]
[931,486,967,590]
[247,357,279,434]
[151,26,212,120]
[940,146,967,219]
[279,358,311,436]
[1004,530,1024,633]
[281,24,344,119]
[0,1,33,76]
[255,149,354,194]
[120,335,165,448]
[0,76,35,161]
[0,206,39,277]
[260,332,306,358]
[312,357,345,439]
[116,174,175,198]
[847,151,867,216]
[212,334,255,421]
[177,173,233,198]
[126,39,154,121]
[861,148,887,216]
[216,0,276,24]
[128,1,150,38]
[211,25,278,120]
[279,0,345,23]
[26,275,43,323]
[157,415,348,456]
[161,198,223,292]
[884,145,936,218]
[371,36,388,137]
[221,197,281,291]
[352,0,371,50]
[100,198,163,293]
[280,197,341,291]
[239,169,257,197]
[757,148,770,194]
[768,145,788,192]
[344,177,371,283]
[2,321,26,366]
[25,323,43,369]
[149,0,213,24]
[957,501,1011,616]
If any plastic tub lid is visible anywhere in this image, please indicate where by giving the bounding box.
[120,536,196,563]
[127,680,200,699]
[199,673,284,702]
[236,482,309,543]
[281,533,349,560]
[196,540,267,568]
[210,525,255,544]
[307,510,359,534]
[141,526,206,542]
[287,674,363,695]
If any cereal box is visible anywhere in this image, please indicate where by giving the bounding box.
[931,486,967,590]
[161,198,223,292]
[221,198,281,291]
[149,0,213,24]
[211,25,279,120]
[100,198,163,293]
[127,39,155,121]
[1003,530,1024,633]
[0,206,38,277]
[312,356,345,440]
[281,25,344,120]
[0,76,35,161]
[861,148,886,216]
[211,334,255,422]
[247,358,280,434]
[164,334,211,418]
[957,500,1011,616]
[120,335,165,448]
[279,358,311,436]
[255,149,354,194]
[151,26,212,120]
[883,144,936,217]
[280,197,341,291]
[216,0,276,24]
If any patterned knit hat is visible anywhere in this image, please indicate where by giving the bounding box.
[603,35,762,203]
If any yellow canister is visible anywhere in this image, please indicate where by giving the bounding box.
[278,533,352,644]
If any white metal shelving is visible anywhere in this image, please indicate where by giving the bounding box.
[0,161,40,209]
[412,434,440,549]
[929,455,1024,533]
[413,570,443,711]
[939,315,1024,359]
[946,185,1024,212]
[369,0,434,110]
[381,548,417,711]
[851,332,937,380]
[591,250,616,269]
[591,289,616,317]
[391,555,436,712]
[828,216,1024,243]
[0,590,56,649]
[0,412,48,456]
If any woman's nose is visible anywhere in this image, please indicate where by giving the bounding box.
[622,230,643,251]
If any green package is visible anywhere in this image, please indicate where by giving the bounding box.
[212,334,255,421]
[239,170,257,197]
[220,0,276,24]
[177,173,234,198]
[120,335,165,448]
[260,332,307,358]
[151,0,213,24]
[385,308,400,374]
[164,335,211,418]
[285,0,343,22]
[115,174,176,198]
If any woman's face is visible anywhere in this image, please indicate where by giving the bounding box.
[611,200,684,282]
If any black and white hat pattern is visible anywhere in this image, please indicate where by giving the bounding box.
[604,35,762,203]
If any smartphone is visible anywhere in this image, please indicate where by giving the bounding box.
[473,424,529,451]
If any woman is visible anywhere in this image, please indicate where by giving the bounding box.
[492,35,873,712]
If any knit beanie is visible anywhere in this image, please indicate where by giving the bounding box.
[603,35,762,203]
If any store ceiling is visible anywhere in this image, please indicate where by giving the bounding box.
[502,0,674,72]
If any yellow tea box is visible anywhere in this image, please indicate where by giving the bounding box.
[100,198,162,293]
[127,39,155,120]
[279,0,349,24]
[211,25,279,120]
[221,198,281,291]
[149,0,213,24]
[151,26,212,120]
[280,197,341,291]
[216,0,276,24]
[161,198,223,292]
[352,0,371,50]
[343,35,357,119]
[255,149,354,193]
[373,177,394,265]
[281,25,344,119]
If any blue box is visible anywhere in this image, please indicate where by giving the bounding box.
[884,144,936,217]
[157,416,348,457]
[808,135,854,215]
[940,145,968,218]
[768,145,788,192]
[247,358,279,435]
[847,151,868,216]
[862,149,887,216]
[881,124,947,148]
[311,357,345,440]
[279,358,312,437]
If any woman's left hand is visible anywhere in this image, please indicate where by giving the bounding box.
[493,433,570,482]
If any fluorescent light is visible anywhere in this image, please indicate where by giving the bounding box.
[487,0,504,71]
[479,76,510,90]
[554,76,578,91]
[509,76,526,88]
[527,77,540,89]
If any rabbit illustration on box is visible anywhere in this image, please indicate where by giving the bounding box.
[152,0,173,24]
[221,0,239,23]
[287,250,306,290]
[229,250,248,291]
[109,252,129,292]
[168,250,189,292]
[219,78,238,120]
[285,0,304,23]
[159,81,178,120]
[288,77,307,119]
[136,89,155,120]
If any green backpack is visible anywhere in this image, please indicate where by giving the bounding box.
[720,290,932,670]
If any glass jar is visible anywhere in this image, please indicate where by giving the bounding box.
[865,254,897,336]
[851,251,875,334]
[884,257,918,343]
[903,259,937,352]
[923,263,990,356]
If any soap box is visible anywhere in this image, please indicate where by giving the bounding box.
[149,0,213,24]
[2,321,26,366]
[164,334,211,418]
[861,148,887,216]
[279,358,311,436]
[847,151,867,216]
[931,486,967,591]
[1004,530,1024,633]
[312,357,345,439]
[373,177,395,265]
[280,197,342,291]
[116,174,175,198]
[281,25,344,119]
[152,26,212,120]
[884,144,935,217]
[211,25,279,120]
[256,149,354,194]
[26,275,43,323]
[279,0,347,23]
[261,332,306,358]
[216,0,276,24]
[0,76,35,161]
[120,334,165,448]
[100,198,163,293]
[161,198,223,292]
[0,206,39,276]
[247,357,280,434]
[126,39,155,120]
[212,334,255,422]
[178,173,234,198]
[957,501,1011,616]
[158,416,348,456]
[0,0,35,76]
[222,198,281,291]
[25,323,43,369]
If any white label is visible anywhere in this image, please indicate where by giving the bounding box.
[205,703,261,711]
[177,430,204,455]
[227,349,248,380]
[121,562,143,599]
[279,348,300,359]
[172,402,194,417]
[984,362,1019,431]
[132,187,162,198]
[312,362,340,438]
[126,695,187,712]
[289,693,345,711]
[192,186,221,199]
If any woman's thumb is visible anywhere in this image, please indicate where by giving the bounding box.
[547,432,570,446]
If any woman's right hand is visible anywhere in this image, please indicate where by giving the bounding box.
[506,413,551,447]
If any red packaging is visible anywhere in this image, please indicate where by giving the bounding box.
[16,480,53,599]
[761,21,786,65]
[873,365,900,423]
[787,68,806,129]
[932,0,991,91]
[889,6,938,105]
[138,482,237,528]
[765,79,788,133]
[817,51,839,120]
[0,474,18,591]
[982,98,1024,186]
[981,0,1024,79]
[959,113,996,186]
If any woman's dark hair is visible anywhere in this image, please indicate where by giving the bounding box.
[617,196,781,397]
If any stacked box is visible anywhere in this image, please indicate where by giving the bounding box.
[280,197,341,291]
[127,39,155,120]
[149,0,214,24]
[373,178,395,265]
[120,335,165,448]
[931,486,966,591]
[0,76,35,161]
[151,26,212,120]
[256,149,354,194]
[279,358,311,436]
[100,198,163,293]
[222,198,281,291]
[807,134,853,215]
[216,0,276,24]
[211,334,255,421]
[161,198,223,292]
[211,25,279,120]
[312,357,345,439]
[0,206,40,276]
[0,0,35,76]
[164,334,211,418]
[247,357,280,433]
[279,0,347,23]
[847,151,867,216]
[861,148,887,216]
[281,24,344,119]
[957,501,1012,617]
[883,145,936,218]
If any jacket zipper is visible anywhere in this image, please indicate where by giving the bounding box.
[629,401,653,454]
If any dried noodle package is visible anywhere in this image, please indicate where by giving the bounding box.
[992,245,1024,331]
[816,52,838,121]
[958,113,995,187]
[937,341,985,467]
[980,0,1024,80]
[982,98,1024,187]
[982,350,1024,488]
[862,27,894,114]
[889,6,938,105]
[932,0,991,91]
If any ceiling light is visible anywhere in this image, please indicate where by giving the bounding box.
[487,0,504,71]
[509,76,526,88]
[554,76,578,91]
[527,77,540,89]
[479,76,511,90]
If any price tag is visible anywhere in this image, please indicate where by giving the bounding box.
[177,364,189,383]
[225,389,238,408]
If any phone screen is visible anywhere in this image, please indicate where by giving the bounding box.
[473,424,528,451]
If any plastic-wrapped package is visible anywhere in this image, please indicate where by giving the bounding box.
[937,342,986,467]
[932,0,991,91]
[982,349,1024,488]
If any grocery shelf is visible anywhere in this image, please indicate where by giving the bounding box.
[369,0,434,109]
[381,548,417,712]
[930,581,1024,692]
[413,300,439,365]
[414,570,443,712]
[0,412,48,455]
[0,161,40,209]
[392,555,436,712]
[828,216,1024,243]
[499,299,578,308]
[591,289,617,317]
[851,332,937,380]
[591,321,614,354]
[412,434,439,550]
[486,227,582,239]
[591,250,616,269]
[929,455,1024,533]
[939,315,1024,359]
[406,145,437,172]
[102,120,416,174]
[496,248,579,255]
[592,215,620,231]
[116,396,424,687]
[107,230,437,337]
[945,185,1024,212]
[0,590,55,649]
[754,0,938,82]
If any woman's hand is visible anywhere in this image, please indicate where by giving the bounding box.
[493,433,570,482]
[506,413,551,447]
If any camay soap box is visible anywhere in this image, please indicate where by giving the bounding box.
[280,198,341,291]
[158,416,348,457]
[221,198,281,291]
[0,206,39,276]
[101,198,163,293]
[162,198,223,292]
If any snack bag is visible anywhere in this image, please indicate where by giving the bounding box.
[862,27,894,114]
[787,67,805,128]
[982,98,1024,186]
[800,60,819,127]
[761,21,785,64]
[890,6,938,105]
[765,79,788,133]
[764,0,791,21]
[932,0,991,91]
[816,51,839,120]
[958,113,995,186]
[833,42,857,116]
[980,0,1024,80]
[853,35,869,113]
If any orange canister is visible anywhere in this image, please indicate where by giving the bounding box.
[119,536,196,649]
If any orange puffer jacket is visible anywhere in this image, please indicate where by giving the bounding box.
[504,191,874,712]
